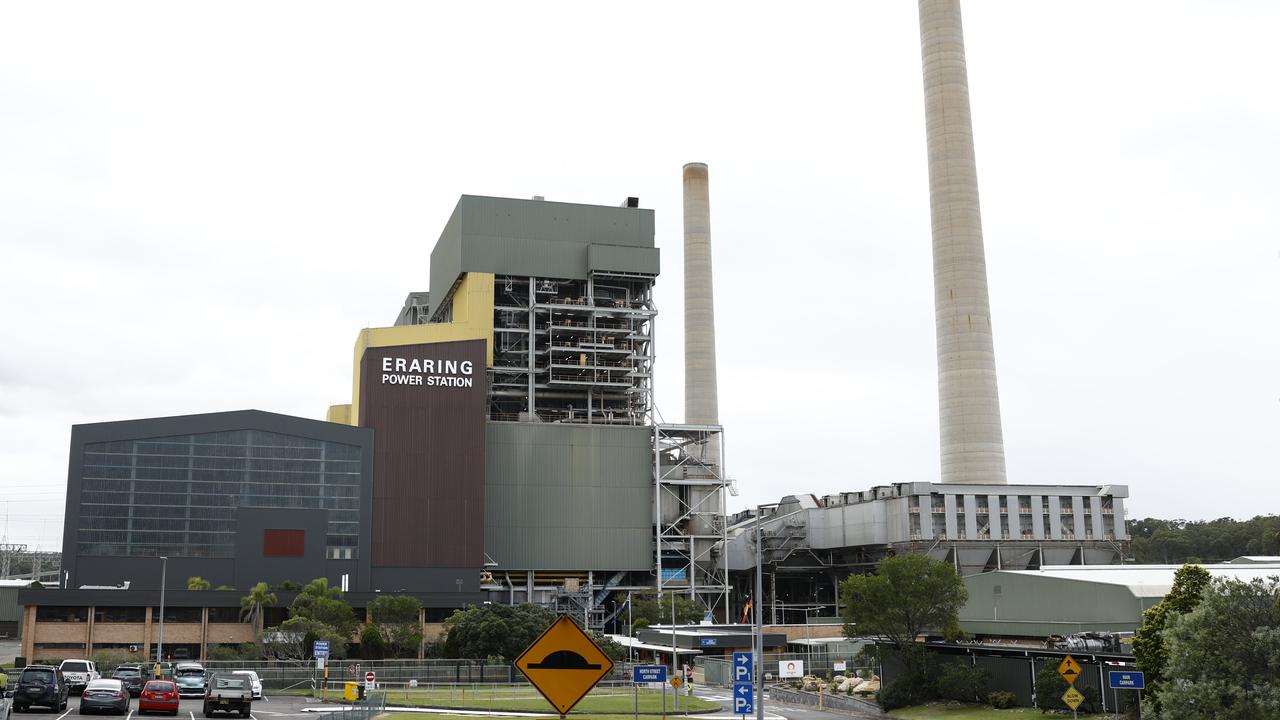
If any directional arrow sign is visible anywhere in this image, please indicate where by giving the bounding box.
[1057,655,1082,685]
[515,616,615,715]
[733,652,753,683]
[733,682,754,714]
[1061,685,1085,710]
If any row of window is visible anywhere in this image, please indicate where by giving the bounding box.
[85,454,362,473]
[37,606,245,623]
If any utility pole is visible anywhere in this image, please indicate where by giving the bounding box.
[755,507,765,720]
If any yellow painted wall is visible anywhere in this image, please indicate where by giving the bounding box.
[336,272,495,425]
[326,405,351,424]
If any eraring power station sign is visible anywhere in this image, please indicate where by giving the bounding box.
[380,356,476,387]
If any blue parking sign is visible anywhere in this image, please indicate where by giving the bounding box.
[732,652,753,683]
[733,683,754,714]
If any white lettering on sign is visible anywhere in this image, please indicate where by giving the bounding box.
[379,356,476,387]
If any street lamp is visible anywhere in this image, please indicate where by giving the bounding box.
[156,556,167,676]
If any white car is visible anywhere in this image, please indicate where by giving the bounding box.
[230,671,262,700]
[58,659,101,694]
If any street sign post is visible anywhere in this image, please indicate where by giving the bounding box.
[364,671,375,691]
[515,616,615,716]
[1056,655,1083,718]
[1109,669,1145,718]
[733,682,754,715]
[1108,670,1145,689]
[1057,656,1082,685]
[733,652,754,716]
[1061,686,1084,711]
[313,640,330,658]
[633,666,667,683]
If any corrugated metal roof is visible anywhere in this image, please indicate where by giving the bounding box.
[997,563,1280,597]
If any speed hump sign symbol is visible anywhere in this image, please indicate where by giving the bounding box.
[515,616,615,715]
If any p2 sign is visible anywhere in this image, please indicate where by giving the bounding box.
[733,683,754,714]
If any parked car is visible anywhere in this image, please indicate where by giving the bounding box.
[110,665,148,697]
[201,673,252,718]
[173,664,206,698]
[80,679,131,715]
[13,665,69,712]
[58,660,100,694]
[229,671,262,701]
[138,680,181,716]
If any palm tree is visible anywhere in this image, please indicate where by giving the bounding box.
[187,576,211,591]
[239,582,278,638]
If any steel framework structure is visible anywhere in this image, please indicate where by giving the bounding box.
[654,423,730,619]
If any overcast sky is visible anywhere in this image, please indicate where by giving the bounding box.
[2,2,1277,550]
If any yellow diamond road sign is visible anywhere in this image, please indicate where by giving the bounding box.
[515,615,615,715]
[1061,685,1085,710]
[1057,655,1082,684]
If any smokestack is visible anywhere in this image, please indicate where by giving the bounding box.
[683,163,719,441]
[919,0,1008,484]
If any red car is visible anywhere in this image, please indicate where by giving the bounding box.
[138,680,180,715]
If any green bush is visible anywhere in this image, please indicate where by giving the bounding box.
[359,624,386,660]
[935,662,990,703]
[877,675,931,710]
[989,690,1017,709]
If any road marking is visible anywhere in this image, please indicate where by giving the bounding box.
[55,709,74,720]
[190,711,197,720]
[126,711,134,720]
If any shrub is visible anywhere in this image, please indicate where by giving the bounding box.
[989,690,1017,709]
[935,662,990,703]
[877,674,931,710]
[359,624,386,660]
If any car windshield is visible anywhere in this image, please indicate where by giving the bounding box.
[62,662,89,672]
[175,667,203,676]
[114,668,141,677]
[87,680,122,691]
[22,669,55,684]
[233,672,258,680]
[145,681,175,691]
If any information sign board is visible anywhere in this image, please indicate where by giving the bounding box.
[313,640,330,657]
[733,683,754,714]
[732,652,753,683]
[778,660,804,679]
[633,665,667,684]
[1108,670,1145,689]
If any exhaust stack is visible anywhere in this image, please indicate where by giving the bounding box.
[683,162,719,438]
[919,0,1008,484]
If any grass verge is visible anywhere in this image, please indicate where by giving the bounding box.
[298,686,718,714]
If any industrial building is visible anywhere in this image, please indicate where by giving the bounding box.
[724,483,1131,624]
[956,562,1280,640]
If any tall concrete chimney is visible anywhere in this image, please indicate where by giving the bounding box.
[683,163,719,442]
[919,0,1008,484]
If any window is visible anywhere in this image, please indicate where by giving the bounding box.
[37,606,88,622]
[94,607,146,623]
[78,430,363,558]
[152,607,202,623]
[207,607,242,623]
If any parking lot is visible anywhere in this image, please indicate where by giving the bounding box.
[10,692,318,720]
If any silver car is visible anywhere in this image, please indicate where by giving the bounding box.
[79,679,130,715]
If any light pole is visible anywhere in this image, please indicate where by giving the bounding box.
[627,591,633,663]
[754,507,764,720]
[156,556,167,676]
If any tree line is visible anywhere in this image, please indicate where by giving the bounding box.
[1127,514,1280,564]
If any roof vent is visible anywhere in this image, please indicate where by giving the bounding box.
[532,196,545,201]
[621,197,639,208]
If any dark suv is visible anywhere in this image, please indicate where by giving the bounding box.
[13,665,70,712]
[111,664,149,697]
